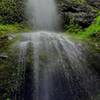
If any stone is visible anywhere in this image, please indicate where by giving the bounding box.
[57,0,99,28]
[0,53,8,60]
[8,34,15,40]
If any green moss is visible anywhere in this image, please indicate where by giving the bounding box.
[66,16,100,40]
[39,51,47,62]
[0,23,31,37]
[0,23,31,52]
[84,16,100,37]
[6,98,10,100]
[71,0,86,4]
[65,23,82,34]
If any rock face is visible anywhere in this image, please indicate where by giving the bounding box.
[0,34,15,40]
[0,53,8,60]
[57,0,100,29]
[87,0,100,9]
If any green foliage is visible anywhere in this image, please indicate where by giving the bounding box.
[6,98,10,100]
[0,0,24,23]
[0,23,30,36]
[66,16,100,41]
[75,16,100,40]
[84,16,100,38]
[58,0,86,4]
[65,23,82,34]
[70,0,86,4]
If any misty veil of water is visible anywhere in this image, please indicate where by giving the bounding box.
[12,0,100,100]
[26,0,60,31]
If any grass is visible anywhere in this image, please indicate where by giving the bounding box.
[80,16,100,38]
[0,22,31,52]
[66,16,100,41]
[0,23,31,37]
[65,16,100,52]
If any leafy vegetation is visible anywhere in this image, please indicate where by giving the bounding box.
[0,23,30,36]
[0,0,99,99]
[84,16,100,38]
[66,15,100,41]
[70,0,86,4]
[0,0,24,24]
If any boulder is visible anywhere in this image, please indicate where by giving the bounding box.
[0,53,8,60]
[0,34,15,41]
[8,34,15,40]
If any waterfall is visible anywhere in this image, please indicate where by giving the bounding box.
[16,32,99,100]
[12,0,100,100]
[26,0,60,31]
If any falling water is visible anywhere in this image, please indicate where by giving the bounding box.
[16,32,100,100]
[13,0,100,100]
[26,0,60,31]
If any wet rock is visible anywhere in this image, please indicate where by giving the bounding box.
[0,54,8,60]
[65,11,95,28]
[8,34,15,40]
[57,0,99,28]
[90,52,100,73]
[87,0,100,9]
[0,35,8,40]
[0,34,15,41]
